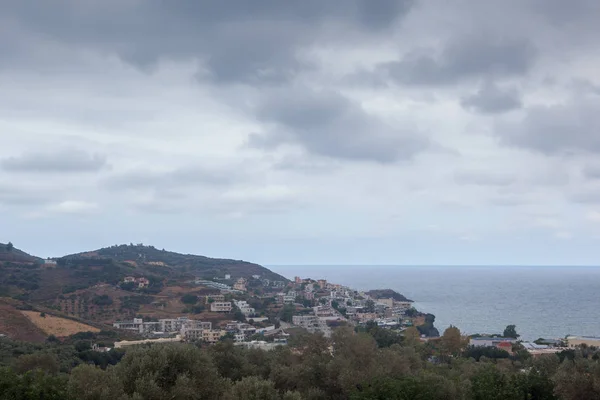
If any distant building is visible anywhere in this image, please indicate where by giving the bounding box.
[317,279,327,288]
[234,300,256,316]
[203,330,227,343]
[122,276,149,288]
[303,292,315,301]
[114,336,183,348]
[205,294,225,304]
[234,333,245,342]
[277,293,295,304]
[211,302,232,313]
[252,275,261,280]
[44,259,57,266]
[137,277,150,288]
[567,336,600,348]
[377,298,394,308]
[182,329,204,341]
[469,337,518,348]
[113,317,210,335]
[314,306,336,318]
[295,276,302,284]
[232,278,247,292]
[225,274,231,280]
[235,340,287,351]
[292,315,319,329]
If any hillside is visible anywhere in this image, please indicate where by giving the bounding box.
[62,244,287,282]
[0,243,289,331]
[0,242,42,264]
[0,299,47,342]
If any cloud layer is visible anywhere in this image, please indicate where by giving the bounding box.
[1,0,600,264]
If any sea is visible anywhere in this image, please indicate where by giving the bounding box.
[269,265,600,341]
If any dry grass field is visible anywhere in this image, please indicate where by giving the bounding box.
[0,301,47,342]
[21,311,100,337]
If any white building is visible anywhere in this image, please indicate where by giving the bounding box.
[235,340,287,351]
[292,315,319,329]
[211,302,233,313]
[234,300,256,317]
[469,337,518,347]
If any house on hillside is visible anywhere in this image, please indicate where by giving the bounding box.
[205,294,225,304]
[233,278,247,292]
[137,277,150,288]
[211,302,232,313]
[202,330,227,343]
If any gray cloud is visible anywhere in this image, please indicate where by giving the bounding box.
[461,81,522,114]
[104,164,253,192]
[1,149,107,173]
[531,0,600,26]
[1,0,415,84]
[249,88,429,163]
[583,165,600,179]
[454,171,516,186]
[0,182,54,206]
[570,187,600,204]
[377,35,536,86]
[499,97,600,154]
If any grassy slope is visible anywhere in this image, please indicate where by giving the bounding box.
[0,299,47,342]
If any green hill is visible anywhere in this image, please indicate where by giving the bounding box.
[62,244,287,282]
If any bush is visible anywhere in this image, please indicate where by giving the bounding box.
[181,294,198,305]
[92,295,113,306]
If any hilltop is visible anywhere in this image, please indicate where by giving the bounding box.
[0,242,42,264]
[366,289,413,303]
[62,244,286,282]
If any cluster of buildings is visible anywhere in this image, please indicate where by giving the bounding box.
[112,317,223,341]
[113,315,287,349]
[123,276,150,289]
[198,274,287,293]
[282,277,419,337]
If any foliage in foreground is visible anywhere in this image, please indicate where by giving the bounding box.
[0,327,599,399]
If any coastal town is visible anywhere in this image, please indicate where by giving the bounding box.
[110,273,420,349]
[107,272,591,357]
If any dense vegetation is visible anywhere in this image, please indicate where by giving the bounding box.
[366,289,412,303]
[81,244,289,281]
[1,326,599,400]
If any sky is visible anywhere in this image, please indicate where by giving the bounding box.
[1,0,600,265]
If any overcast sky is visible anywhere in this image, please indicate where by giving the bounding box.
[2,0,600,265]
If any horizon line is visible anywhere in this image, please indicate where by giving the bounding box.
[267,264,600,267]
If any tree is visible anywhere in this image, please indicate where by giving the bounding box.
[441,326,464,355]
[224,376,278,400]
[503,325,520,339]
[403,327,422,347]
[280,304,295,323]
[15,353,60,375]
[5,242,13,252]
[233,307,246,323]
[364,300,375,313]
[181,294,198,305]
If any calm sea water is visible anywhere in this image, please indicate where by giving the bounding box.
[269,265,600,341]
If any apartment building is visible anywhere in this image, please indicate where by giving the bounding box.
[211,301,233,313]
[292,315,319,329]
[202,330,227,343]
